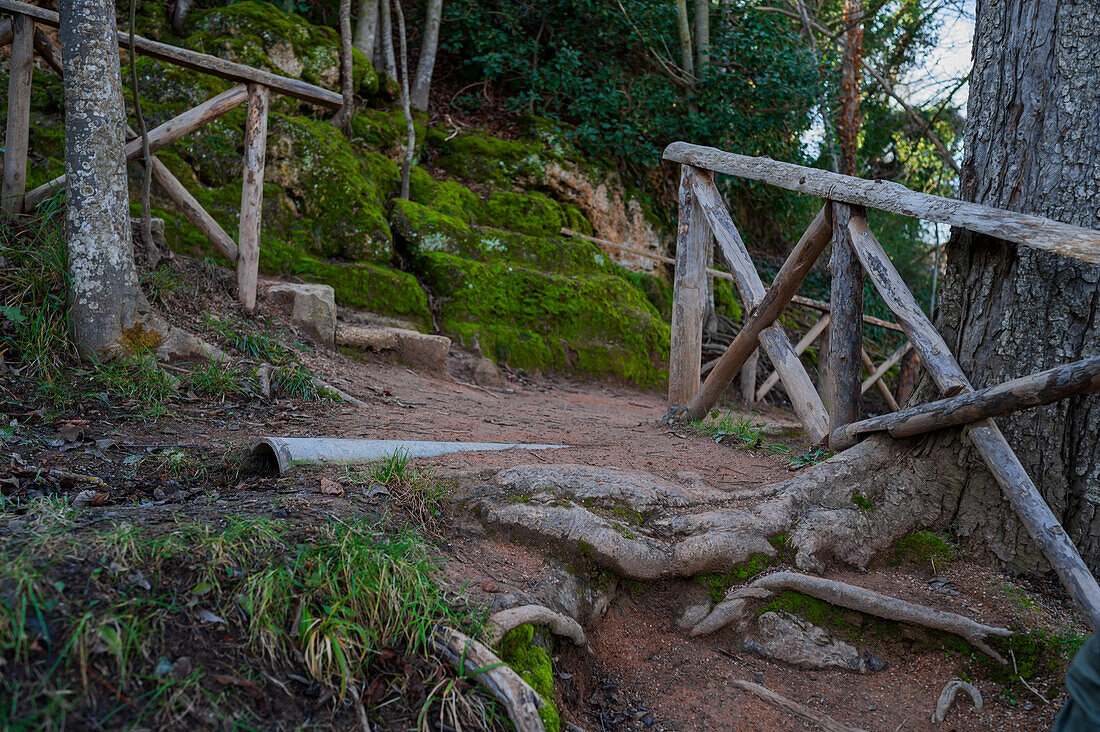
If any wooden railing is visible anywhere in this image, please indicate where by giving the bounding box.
[0,0,344,311]
[662,141,1100,628]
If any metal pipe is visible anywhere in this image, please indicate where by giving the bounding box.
[250,437,566,475]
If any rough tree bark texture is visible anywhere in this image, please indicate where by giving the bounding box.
[61,0,144,358]
[934,0,1100,570]
[332,0,354,130]
[410,0,442,112]
[674,0,693,76]
[835,0,862,177]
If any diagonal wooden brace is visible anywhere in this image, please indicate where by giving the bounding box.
[683,170,830,441]
[847,214,1100,629]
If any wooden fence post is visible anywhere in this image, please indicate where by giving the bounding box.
[238,83,269,312]
[668,166,710,409]
[827,201,864,438]
[3,14,33,214]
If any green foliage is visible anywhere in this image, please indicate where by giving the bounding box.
[498,625,560,732]
[691,411,765,448]
[696,555,773,602]
[0,198,73,384]
[203,315,295,364]
[188,358,245,397]
[442,0,819,168]
[89,354,179,418]
[788,447,833,470]
[0,508,490,727]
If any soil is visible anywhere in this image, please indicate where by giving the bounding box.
[0,261,1084,731]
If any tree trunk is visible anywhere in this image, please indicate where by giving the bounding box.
[353,0,379,61]
[379,0,397,83]
[674,0,693,77]
[60,0,214,361]
[61,0,145,358]
[934,0,1100,571]
[835,0,862,177]
[332,0,354,130]
[693,0,709,73]
[410,0,442,112]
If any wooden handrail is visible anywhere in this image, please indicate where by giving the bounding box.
[663,142,1100,264]
[0,0,343,109]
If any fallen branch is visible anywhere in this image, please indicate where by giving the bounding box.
[432,626,545,732]
[486,605,587,648]
[931,679,982,723]
[730,679,867,732]
[691,572,1011,663]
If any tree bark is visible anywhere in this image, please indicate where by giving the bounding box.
[393,0,415,199]
[934,0,1100,571]
[61,0,146,358]
[410,0,442,112]
[60,0,216,361]
[836,0,863,177]
[353,0,379,61]
[378,0,397,83]
[674,0,694,77]
[693,0,709,73]
[332,0,355,130]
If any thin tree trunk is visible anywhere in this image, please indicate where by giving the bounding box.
[379,0,397,83]
[410,0,442,112]
[61,0,145,358]
[393,0,414,199]
[836,0,863,177]
[60,0,214,361]
[934,0,1100,570]
[674,0,694,77]
[129,0,157,266]
[693,0,709,73]
[353,0,379,60]
[333,0,354,130]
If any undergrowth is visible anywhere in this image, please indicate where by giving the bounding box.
[690,410,832,469]
[0,503,499,730]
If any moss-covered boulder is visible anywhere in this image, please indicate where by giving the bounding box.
[421,252,668,386]
[391,200,616,276]
[427,129,547,185]
[261,234,432,332]
[267,114,396,262]
[184,1,376,95]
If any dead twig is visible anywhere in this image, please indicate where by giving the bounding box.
[731,679,867,732]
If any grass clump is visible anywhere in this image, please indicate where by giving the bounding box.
[498,624,560,732]
[187,357,245,397]
[344,450,452,530]
[203,314,295,364]
[692,410,766,447]
[889,530,957,570]
[0,504,494,729]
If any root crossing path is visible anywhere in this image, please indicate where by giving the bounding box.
[299,352,1070,731]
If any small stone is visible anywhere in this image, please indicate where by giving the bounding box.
[473,357,504,387]
[268,283,337,348]
[171,656,192,680]
[643,715,654,726]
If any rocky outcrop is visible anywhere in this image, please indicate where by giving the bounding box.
[267,283,336,348]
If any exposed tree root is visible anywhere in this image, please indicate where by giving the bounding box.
[690,572,1011,663]
[730,679,867,732]
[432,626,545,732]
[931,679,982,723]
[486,605,587,648]
[456,437,963,581]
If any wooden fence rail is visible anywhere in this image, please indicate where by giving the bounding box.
[662,141,1100,628]
[0,0,348,311]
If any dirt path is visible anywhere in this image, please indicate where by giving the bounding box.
[2,283,1080,731]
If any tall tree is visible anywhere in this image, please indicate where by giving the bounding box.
[333,0,355,130]
[674,0,694,76]
[354,0,379,60]
[693,0,709,73]
[60,0,209,360]
[410,0,442,111]
[935,0,1100,569]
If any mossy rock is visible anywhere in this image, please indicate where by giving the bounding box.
[391,200,615,276]
[498,624,560,732]
[407,169,480,223]
[625,272,673,322]
[267,114,396,263]
[184,1,376,96]
[114,0,174,41]
[475,190,570,238]
[421,252,669,386]
[349,108,427,157]
[261,233,432,331]
[713,277,742,323]
[428,130,546,185]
